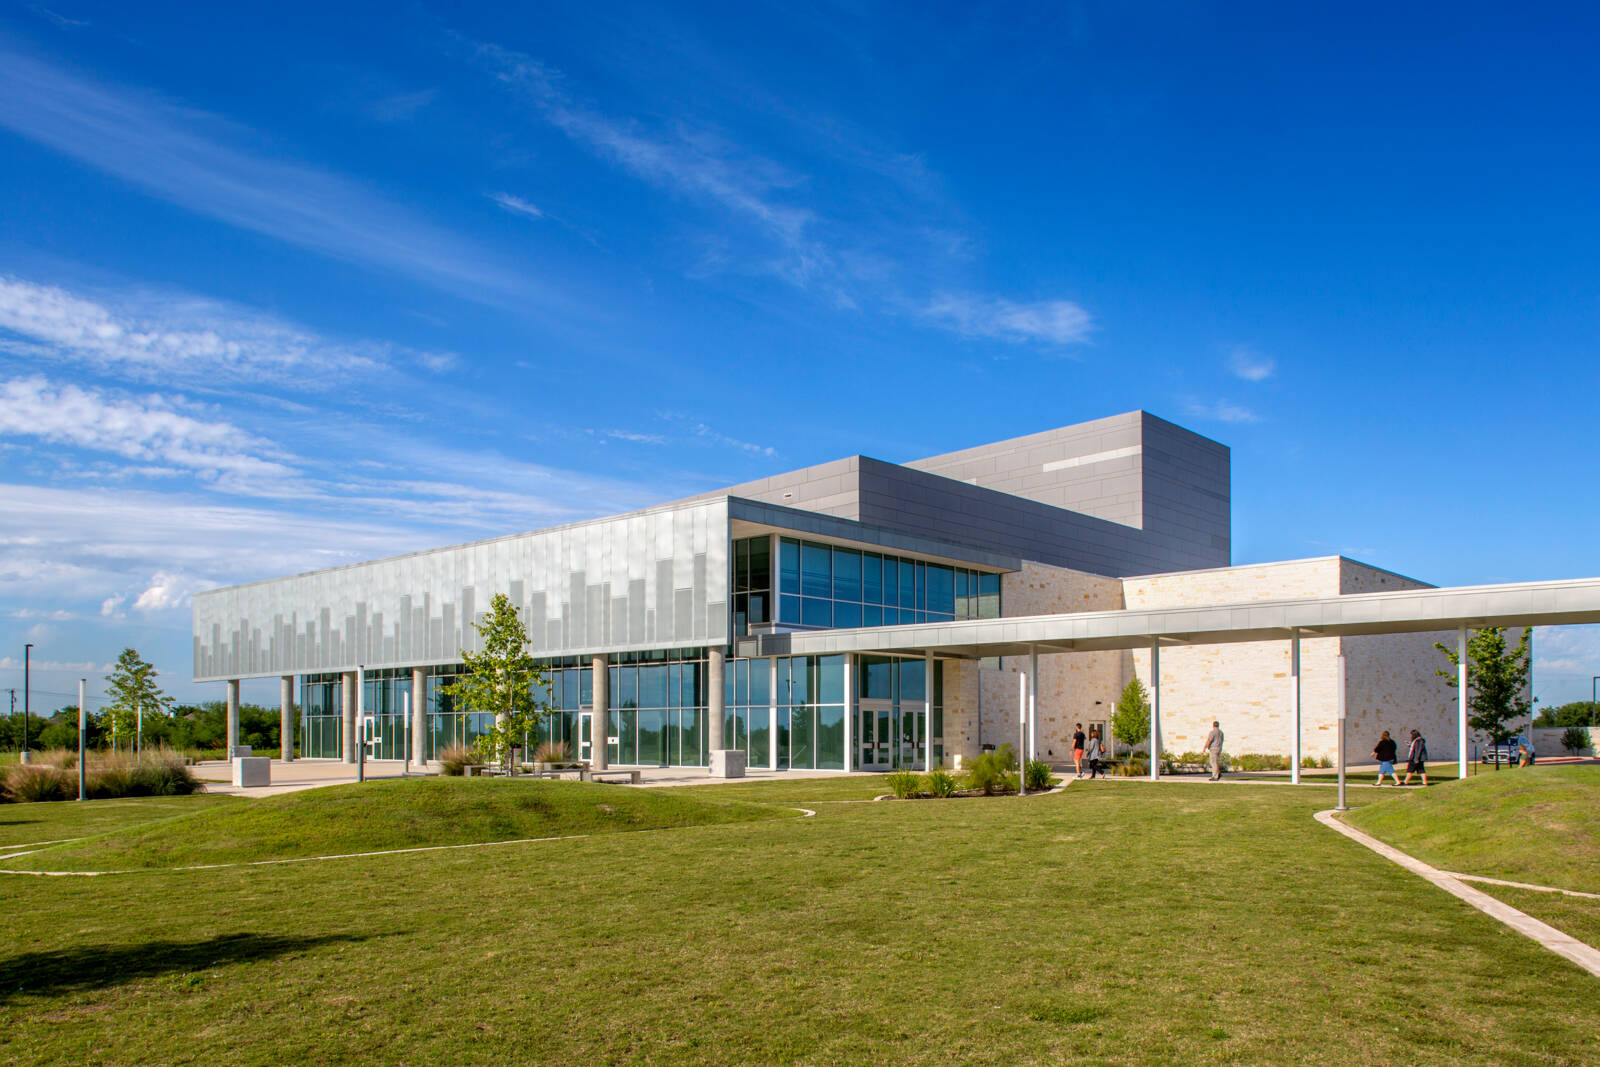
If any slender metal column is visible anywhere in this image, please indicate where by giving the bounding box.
[926,651,936,770]
[591,654,609,770]
[1457,626,1469,780]
[77,678,87,801]
[1336,654,1348,810]
[1018,669,1028,796]
[1149,642,1161,781]
[280,676,294,761]
[1290,629,1301,785]
[226,679,241,757]
[1027,646,1038,763]
[411,666,427,765]
[769,656,779,770]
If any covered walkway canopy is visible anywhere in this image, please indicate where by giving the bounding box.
[741,575,1600,783]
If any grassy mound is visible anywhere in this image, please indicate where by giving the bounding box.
[1342,763,1600,891]
[8,776,794,871]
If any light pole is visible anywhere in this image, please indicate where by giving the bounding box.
[21,643,32,765]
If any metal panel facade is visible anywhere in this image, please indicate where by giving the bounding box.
[194,499,730,682]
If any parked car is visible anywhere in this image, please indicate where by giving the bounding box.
[1480,734,1531,764]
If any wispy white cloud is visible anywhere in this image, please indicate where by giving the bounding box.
[491,192,544,220]
[0,376,298,492]
[0,275,411,385]
[0,656,110,672]
[1184,398,1260,424]
[921,294,1093,347]
[1228,346,1276,382]
[0,44,543,306]
[366,87,438,124]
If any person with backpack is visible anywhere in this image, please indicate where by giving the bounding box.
[1084,727,1105,779]
[1402,729,1429,786]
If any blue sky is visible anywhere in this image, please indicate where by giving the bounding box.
[1,1,1597,711]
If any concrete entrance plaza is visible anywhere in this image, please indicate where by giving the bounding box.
[195,759,875,799]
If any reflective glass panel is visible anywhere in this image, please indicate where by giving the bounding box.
[779,538,800,595]
[832,548,861,602]
[927,565,955,616]
[862,553,883,603]
[801,598,831,627]
[818,655,845,704]
[817,705,844,770]
[800,542,831,598]
[833,601,862,628]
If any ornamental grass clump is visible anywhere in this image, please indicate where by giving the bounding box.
[3,763,70,803]
[965,745,1018,795]
[886,769,921,799]
[532,740,574,765]
[926,767,957,797]
[1024,759,1053,791]
[438,744,475,776]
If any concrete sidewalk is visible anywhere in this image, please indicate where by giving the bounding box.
[197,759,872,799]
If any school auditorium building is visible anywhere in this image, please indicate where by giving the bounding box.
[193,411,1506,772]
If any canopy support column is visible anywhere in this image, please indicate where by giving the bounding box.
[1149,641,1161,781]
[1457,626,1469,780]
[1290,629,1302,784]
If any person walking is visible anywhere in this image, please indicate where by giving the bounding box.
[1402,729,1429,787]
[1372,730,1401,786]
[1204,720,1225,781]
[1072,723,1087,778]
[1084,727,1105,779]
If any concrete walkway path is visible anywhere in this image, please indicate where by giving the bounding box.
[1315,809,1600,978]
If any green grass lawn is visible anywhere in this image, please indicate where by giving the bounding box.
[0,793,237,850]
[1,778,1598,1065]
[1341,763,1600,892]
[7,777,793,871]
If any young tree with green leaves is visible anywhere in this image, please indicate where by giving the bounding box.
[1111,676,1152,759]
[444,593,551,771]
[1435,626,1532,769]
[103,647,173,753]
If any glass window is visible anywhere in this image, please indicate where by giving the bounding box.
[818,655,845,704]
[779,538,799,596]
[800,542,831,598]
[832,548,862,602]
[579,668,594,707]
[801,598,831,628]
[747,706,770,768]
[680,662,701,709]
[789,707,814,770]
[735,538,751,592]
[676,706,700,767]
[735,658,749,707]
[927,565,955,616]
[833,601,862,628]
[899,560,915,607]
[616,710,638,764]
[901,660,928,702]
[784,658,810,706]
[861,656,894,700]
[864,605,882,627]
[640,665,669,709]
[779,595,800,625]
[979,573,1001,618]
[816,705,844,770]
[616,666,638,709]
[638,709,668,766]
[862,553,882,604]
[749,658,771,708]
[748,593,767,626]
[749,537,771,594]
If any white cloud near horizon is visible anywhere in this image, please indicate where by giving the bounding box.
[921,294,1093,347]
[1228,346,1276,382]
[0,43,546,307]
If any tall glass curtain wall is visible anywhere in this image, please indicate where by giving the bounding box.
[856,656,946,770]
[531,652,708,768]
[302,671,481,761]
[300,676,342,759]
[727,654,846,770]
[774,538,1001,629]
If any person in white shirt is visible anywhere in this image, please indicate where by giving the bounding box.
[1204,721,1225,781]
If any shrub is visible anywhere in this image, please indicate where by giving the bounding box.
[4,763,69,803]
[1232,753,1289,772]
[1115,757,1149,777]
[87,755,134,800]
[1024,759,1053,791]
[886,769,921,799]
[1300,755,1320,768]
[1319,756,1333,769]
[533,740,572,764]
[966,745,1018,795]
[437,744,476,776]
[1561,726,1591,754]
[926,767,957,797]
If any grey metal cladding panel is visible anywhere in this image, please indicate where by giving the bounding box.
[192,498,731,681]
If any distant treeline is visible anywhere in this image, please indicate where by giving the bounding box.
[0,702,292,754]
[1533,701,1600,727]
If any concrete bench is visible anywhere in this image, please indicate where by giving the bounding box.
[585,768,642,785]
[709,749,745,779]
[232,756,271,787]
[526,767,587,780]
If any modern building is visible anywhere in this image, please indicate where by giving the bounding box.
[193,410,1484,772]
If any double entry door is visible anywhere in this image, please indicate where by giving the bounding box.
[858,699,927,771]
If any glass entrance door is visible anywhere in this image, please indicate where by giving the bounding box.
[578,711,595,763]
[899,702,927,771]
[858,699,892,770]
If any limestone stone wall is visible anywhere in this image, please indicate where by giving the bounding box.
[940,561,1123,766]
[940,554,1485,768]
